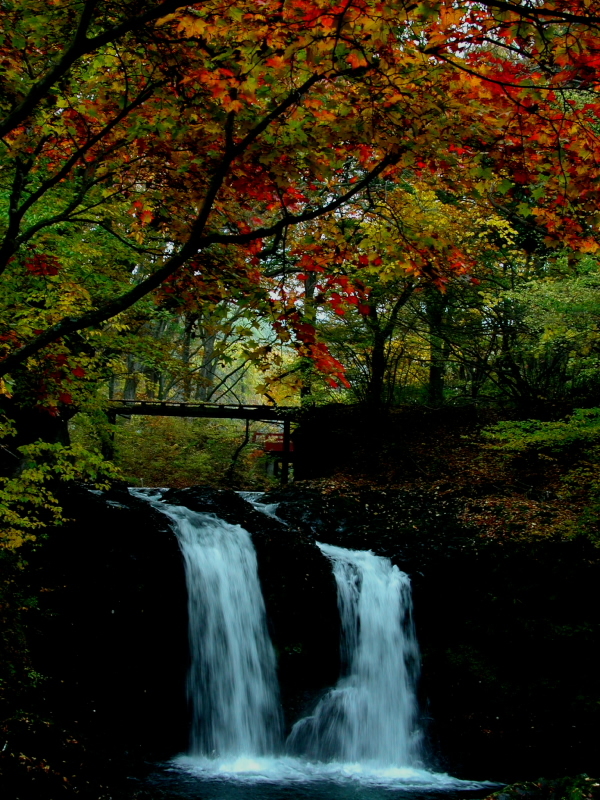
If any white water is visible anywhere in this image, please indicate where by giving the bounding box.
[238,490,284,522]
[169,753,489,789]
[130,489,281,756]
[287,543,421,766]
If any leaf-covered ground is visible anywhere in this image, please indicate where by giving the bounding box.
[292,404,599,547]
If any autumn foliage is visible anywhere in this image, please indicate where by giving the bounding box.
[0,0,599,427]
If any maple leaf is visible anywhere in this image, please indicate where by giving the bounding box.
[24,254,61,276]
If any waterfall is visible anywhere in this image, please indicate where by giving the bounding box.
[287,542,421,767]
[131,490,281,757]
[132,489,486,789]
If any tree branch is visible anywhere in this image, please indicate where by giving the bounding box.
[477,0,600,27]
[0,0,187,139]
[19,84,156,221]
[0,50,401,379]
[382,282,416,339]
[200,150,402,248]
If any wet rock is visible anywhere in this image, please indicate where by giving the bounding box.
[487,776,600,800]
[25,483,188,760]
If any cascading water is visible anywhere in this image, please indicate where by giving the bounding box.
[237,491,283,521]
[133,489,490,793]
[130,490,281,757]
[287,543,421,767]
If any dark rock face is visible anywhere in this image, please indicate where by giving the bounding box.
[27,482,189,760]
[147,483,600,783]
[25,484,341,762]
[290,403,484,483]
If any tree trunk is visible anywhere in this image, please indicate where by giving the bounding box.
[196,329,216,401]
[225,418,250,486]
[426,291,447,406]
[363,283,415,408]
[181,314,197,402]
[300,273,317,406]
[366,326,386,408]
[123,354,139,401]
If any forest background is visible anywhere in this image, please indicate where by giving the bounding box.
[3,0,600,502]
[2,0,600,794]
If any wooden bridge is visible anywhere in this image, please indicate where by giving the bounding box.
[106,399,300,422]
[106,400,299,483]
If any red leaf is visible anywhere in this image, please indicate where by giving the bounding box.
[25,253,61,276]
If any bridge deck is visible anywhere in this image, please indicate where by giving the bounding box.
[107,400,300,422]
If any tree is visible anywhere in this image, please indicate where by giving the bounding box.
[4,0,600,542]
[281,182,530,407]
[3,1,600,388]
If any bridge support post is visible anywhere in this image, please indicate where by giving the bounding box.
[281,419,291,485]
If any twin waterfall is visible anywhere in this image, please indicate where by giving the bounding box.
[134,489,425,780]
[287,543,421,766]
[161,503,282,756]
